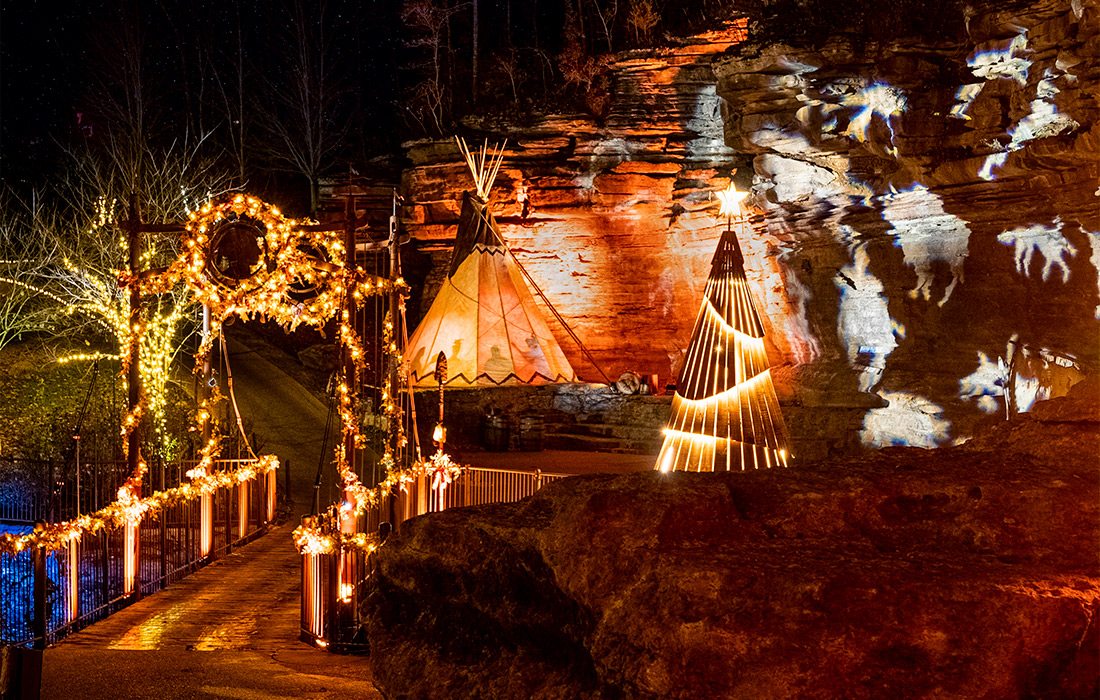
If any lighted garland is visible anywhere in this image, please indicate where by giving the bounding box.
[6,192,416,558]
[0,456,278,555]
[36,191,414,561]
[293,450,466,555]
[139,193,401,360]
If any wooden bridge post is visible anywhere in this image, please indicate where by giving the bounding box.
[416,473,428,516]
[225,483,233,553]
[123,519,139,597]
[200,305,214,559]
[238,480,248,540]
[68,539,79,625]
[340,194,359,537]
[32,521,47,649]
[265,468,276,524]
[124,197,143,600]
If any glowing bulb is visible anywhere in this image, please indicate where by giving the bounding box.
[716,183,749,218]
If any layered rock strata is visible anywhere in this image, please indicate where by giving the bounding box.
[327,0,1098,454]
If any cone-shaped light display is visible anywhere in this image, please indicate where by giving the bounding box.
[656,184,791,472]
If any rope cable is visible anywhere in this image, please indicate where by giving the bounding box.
[504,246,612,385]
[219,332,258,460]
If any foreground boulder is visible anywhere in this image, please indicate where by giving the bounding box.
[366,400,1099,699]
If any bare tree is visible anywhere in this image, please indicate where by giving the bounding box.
[401,0,463,136]
[628,0,660,45]
[33,136,231,459]
[256,0,351,215]
[0,192,62,351]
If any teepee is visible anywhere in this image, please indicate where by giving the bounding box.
[406,139,577,387]
[656,183,791,472]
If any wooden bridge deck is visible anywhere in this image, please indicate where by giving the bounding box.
[38,333,380,699]
[41,520,380,699]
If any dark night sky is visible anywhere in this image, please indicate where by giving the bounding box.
[1,2,98,183]
[0,0,406,191]
[1,0,762,196]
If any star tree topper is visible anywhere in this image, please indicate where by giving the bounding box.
[716,182,750,219]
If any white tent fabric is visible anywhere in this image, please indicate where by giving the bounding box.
[406,194,576,387]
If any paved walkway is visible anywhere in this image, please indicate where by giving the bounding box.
[41,333,379,699]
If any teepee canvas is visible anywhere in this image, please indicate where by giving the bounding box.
[656,184,791,472]
[406,140,576,387]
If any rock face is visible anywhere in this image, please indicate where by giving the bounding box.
[393,22,752,388]
[715,0,1099,451]
[326,1,1098,457]
[366,393,1099,699]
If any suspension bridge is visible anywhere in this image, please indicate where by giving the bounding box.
[0,192,600,698]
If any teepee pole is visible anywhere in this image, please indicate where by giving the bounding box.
[505,247,613,386]
[457,137,507,200]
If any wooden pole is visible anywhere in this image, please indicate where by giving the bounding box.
[200,305,213,558]
[32,521,47,649]
[126,196,143,600]
[341,194,358,536]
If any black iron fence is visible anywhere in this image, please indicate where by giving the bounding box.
[0,458,276,648]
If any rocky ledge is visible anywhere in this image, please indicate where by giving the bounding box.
[366,389,1099,699]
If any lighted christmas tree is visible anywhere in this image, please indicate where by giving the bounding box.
[656,183,791,472]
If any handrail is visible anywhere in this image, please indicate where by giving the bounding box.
[300,463,570,651]
[0,457,279,649]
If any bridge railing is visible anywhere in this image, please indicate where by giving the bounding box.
[301,465,568,651]
[0,458,277,648]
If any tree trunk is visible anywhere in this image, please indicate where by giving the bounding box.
[472,0,479,102]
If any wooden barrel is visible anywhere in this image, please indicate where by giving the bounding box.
[517,416,545,452]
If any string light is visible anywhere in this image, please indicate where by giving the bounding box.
[292,450,465,555]
[0,456,278,555]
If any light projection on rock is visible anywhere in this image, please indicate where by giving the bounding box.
[656,184,790,472]
[952,32,1031,122]
[980,69,1079,181]
[959,351,1009,415]
[950,83,984,120]
[835,232,905,393]
[783,74,906,157]
[860,391,951,448]
[959,339,1086,416]
[970,33,1032,85]
[880,185,972,306]
[841,82,907,155]
[997,217,1077,283]
[1087,229,1100,319]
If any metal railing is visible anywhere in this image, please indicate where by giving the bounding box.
[301,465,568,651]
[0,459,277,648]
